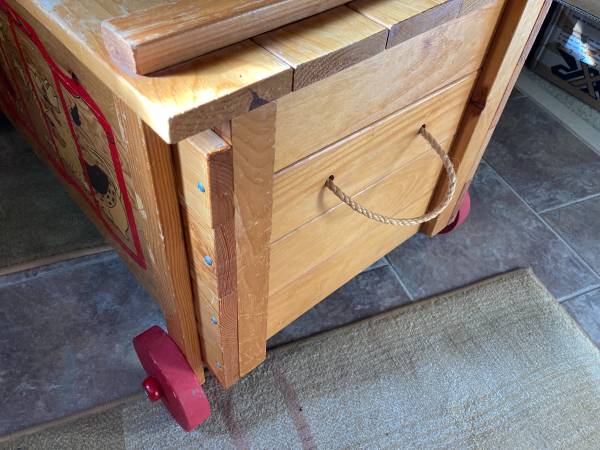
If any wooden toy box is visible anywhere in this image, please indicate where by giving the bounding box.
[0,0,549,430]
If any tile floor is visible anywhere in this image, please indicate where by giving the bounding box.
[1,80,600,435]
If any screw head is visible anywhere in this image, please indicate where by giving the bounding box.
[196,182,206,193]
[216,362,222,369]
[210,315,218,326]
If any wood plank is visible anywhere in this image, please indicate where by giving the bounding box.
[267,190,431,337]
[460,0,498,15]
[101,0,350,75]
[349,0,462,48]
[271,72,477,242]
[272,0,505,171]
[254,6,387,90]
[113,97,205,382]
[269,148,447,299]
[9,1,293,143]
[231,103,277,376]
[174,131,233,228]
[174,131,239,387]
[144,41,293,143]
[422,0,551,235]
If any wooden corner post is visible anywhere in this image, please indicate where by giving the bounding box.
[422,0,552,236]
[231,102,277,376]
[114,96,204,382]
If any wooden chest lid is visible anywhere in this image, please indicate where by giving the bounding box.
[18,0,468,143]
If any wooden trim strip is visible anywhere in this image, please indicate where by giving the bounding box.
[174,131,239,387]
[253,6,387,91]
[422,0,552,235]
[114,97,205,383]
[231,102,277,376]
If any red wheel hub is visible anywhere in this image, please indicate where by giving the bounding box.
[142,376,162,402]
[440,190,471,234]
[133,326,211,431]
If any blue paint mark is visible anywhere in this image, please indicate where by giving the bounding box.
[197,182,206,193]
[204,256,213,266]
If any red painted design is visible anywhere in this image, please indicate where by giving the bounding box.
[0,1,146,268]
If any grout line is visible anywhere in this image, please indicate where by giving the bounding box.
[483,162,600,283]
[360,259,388,273]
[0,250,117,289]
[0,393,145,443]
[0,245,112,277]
[516,72,600,157]
[538,192,600,215]
[384,255,414,301]
[559,284,600,303]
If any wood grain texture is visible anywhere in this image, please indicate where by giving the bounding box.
[349,0,462,48]
[269,144,448,302]
[0,4,205,380]
[174,132,233,228]
[113,97,205,382]
[460,0,498,15]
[231,103,277,376]
[271,72,477,242]
[267,189,433,337]
[174,131,239,387]
[422,0,551,235]
[138,41,293,143]
[10,1,293,143]
[254,6,387,90]
[271,1,504,171]
[101,0,351,75]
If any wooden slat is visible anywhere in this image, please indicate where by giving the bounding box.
[148,41,293,143]
[101,0,350,75]
[231,103,277,376]
[422,0,551,235]
[269,144,447,300]
[10,1,293,144]
[271,72,477,242]
[267,190,432,337]
[174,130,239,387]
[254,6,387,90]
[113,97,205,383]
[272,0,505,171]
[173,132,232,228]
[349,0,462,48]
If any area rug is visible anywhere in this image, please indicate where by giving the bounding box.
[1,269,599,449]
[0,114,105,270]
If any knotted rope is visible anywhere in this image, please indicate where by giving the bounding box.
[325,125,456,226]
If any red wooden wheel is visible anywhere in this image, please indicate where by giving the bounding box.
[440,190,471,234]
[133,326,211,431]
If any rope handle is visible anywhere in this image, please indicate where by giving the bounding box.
[325,125,457,226]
